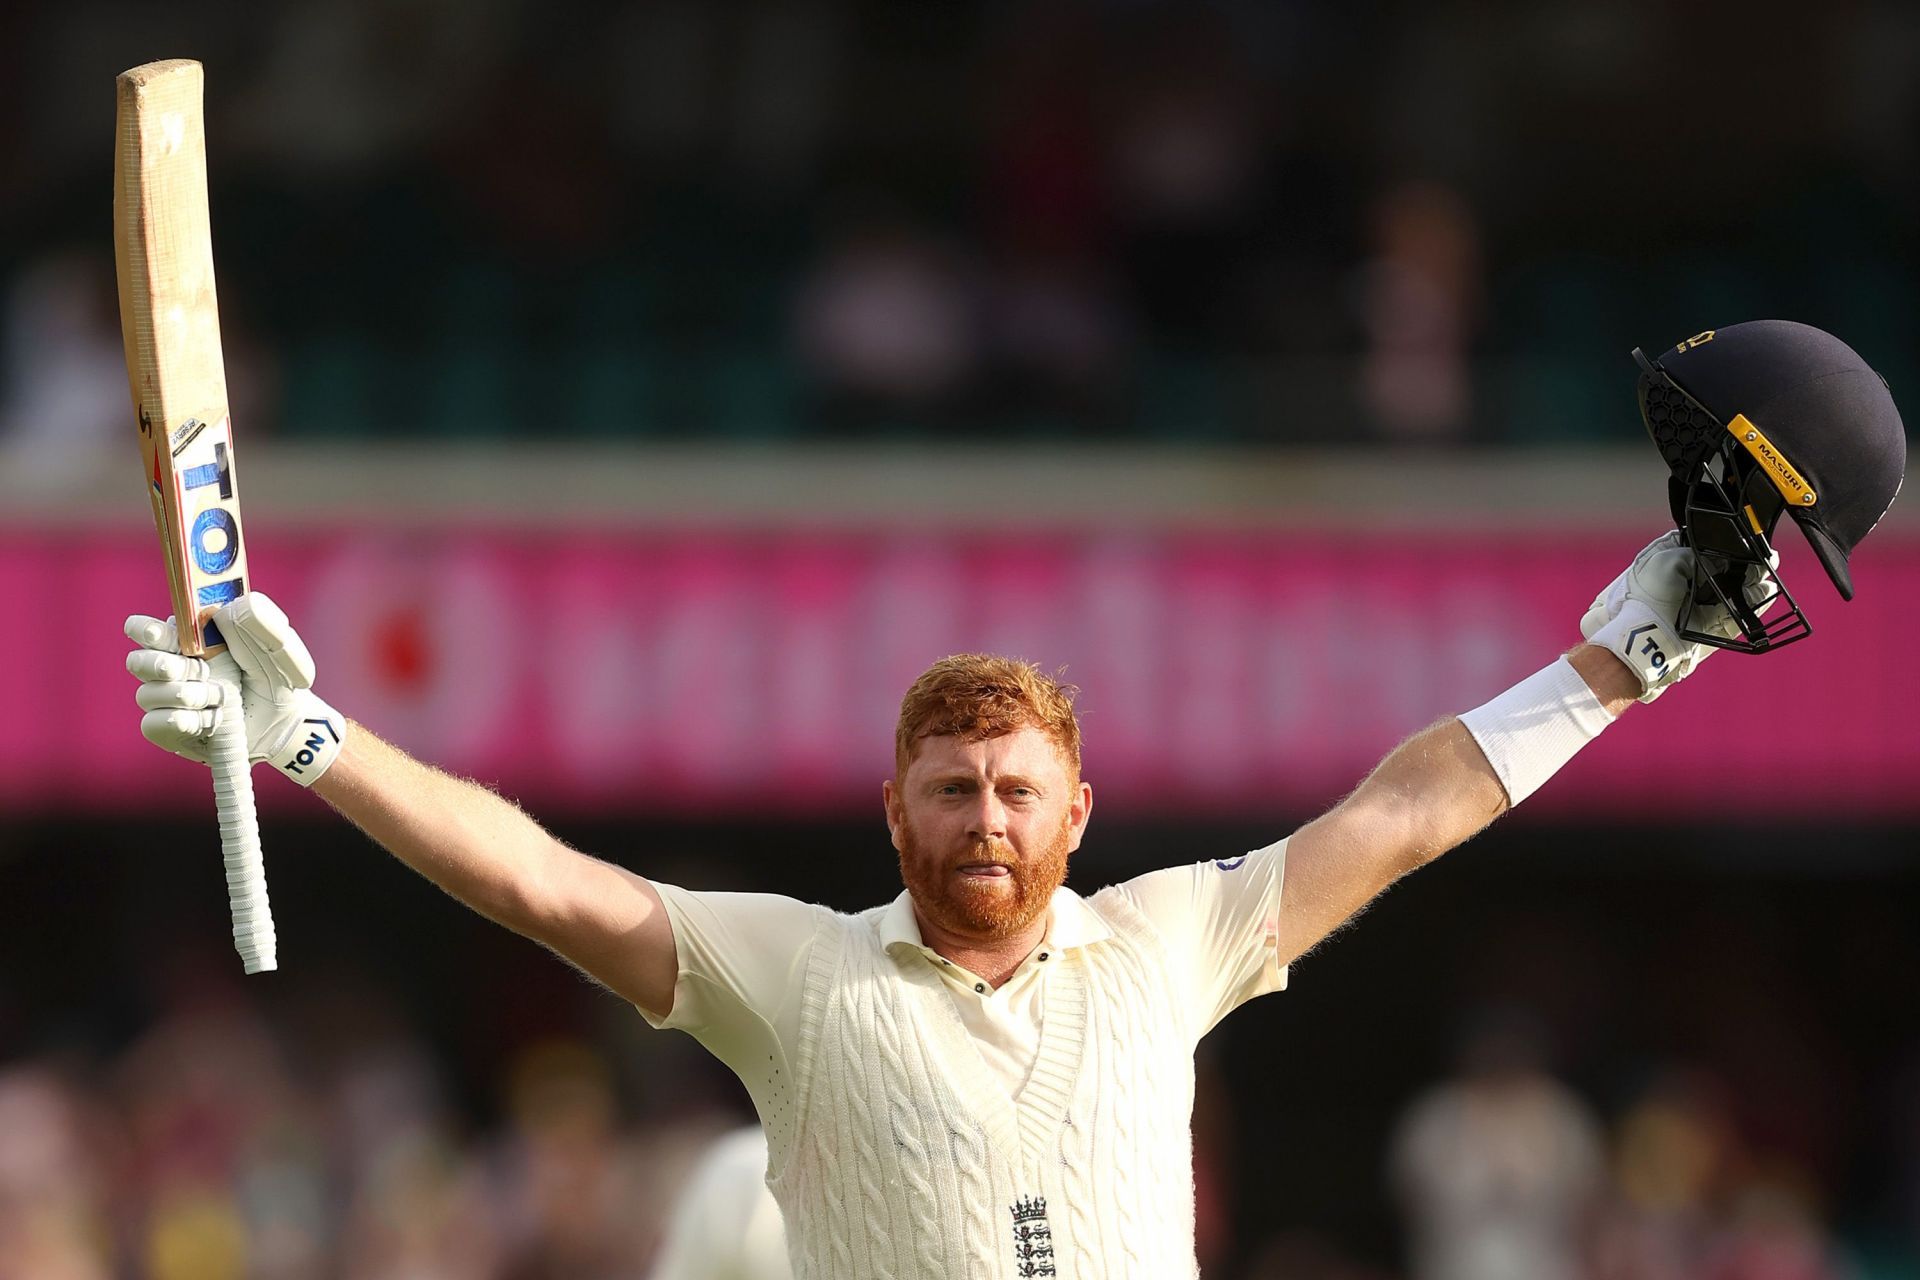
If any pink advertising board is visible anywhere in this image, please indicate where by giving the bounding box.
[10,527,1917,819]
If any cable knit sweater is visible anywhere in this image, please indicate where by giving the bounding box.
[770,889,1199,1280]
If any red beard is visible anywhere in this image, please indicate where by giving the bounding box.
[896,815,1071,941]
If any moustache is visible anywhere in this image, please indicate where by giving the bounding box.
[944,840,1019,872]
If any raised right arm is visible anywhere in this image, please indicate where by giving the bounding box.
[311,724,679,1017]
[124,598,679,1017]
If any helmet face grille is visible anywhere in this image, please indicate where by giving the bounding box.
[1631,346,1815,654]
[1679,551,1812,653]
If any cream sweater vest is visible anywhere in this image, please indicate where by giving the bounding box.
[765,889,1200,1279]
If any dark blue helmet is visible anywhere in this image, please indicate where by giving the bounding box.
[1633,320,1906,652]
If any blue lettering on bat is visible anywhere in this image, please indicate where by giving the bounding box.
[182,461,222,491]
[196,580,245,650]
[181,441,234,499]
[197,578,244,608]
[198,581,244,650]
[191,509,240,575]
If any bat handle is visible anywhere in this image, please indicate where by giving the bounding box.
[207,653,276,973]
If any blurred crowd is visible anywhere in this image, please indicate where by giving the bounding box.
[6,976,1920,1279]
[0,957,745,1280]
[4,0,1919,452]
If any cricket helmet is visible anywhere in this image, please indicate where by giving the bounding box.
[1633,320,1906,653]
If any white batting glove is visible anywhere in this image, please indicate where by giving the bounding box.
[125,593,347,786]
[1579,531,1774,703]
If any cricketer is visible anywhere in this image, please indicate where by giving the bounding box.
[123,321,1904,1277]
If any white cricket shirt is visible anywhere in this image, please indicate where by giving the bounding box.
[639,841,1288,1150]
[640,841,1290,1277]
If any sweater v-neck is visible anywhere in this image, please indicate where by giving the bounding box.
[898,947,1089,1169]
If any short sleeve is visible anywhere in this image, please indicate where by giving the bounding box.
[1101,837,1289,1040]
[642,884,827,1089]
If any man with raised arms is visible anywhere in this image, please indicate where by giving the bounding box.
[124,320,1905,1277]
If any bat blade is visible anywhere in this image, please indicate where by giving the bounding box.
[115,58,249,658]
[115,58,275,974]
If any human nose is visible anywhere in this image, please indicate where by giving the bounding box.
[966,789,1008,842]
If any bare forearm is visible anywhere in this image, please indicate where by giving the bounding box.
[311,722,573,934]
[1274,645,1639,964]
[1351,643,1638,869]
[1565,642,1642,716]
[312,723,678,1012]
[1272,717,1502,964]
[1341,717,1509,869]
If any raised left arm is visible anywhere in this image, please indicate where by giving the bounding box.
[1272,645,1640,968]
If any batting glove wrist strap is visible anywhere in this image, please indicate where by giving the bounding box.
[261,693,347,787]
[1584,600,1688,704]
[1458,657,1615,808]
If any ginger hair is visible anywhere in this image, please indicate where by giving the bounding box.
[894,654,1082,779]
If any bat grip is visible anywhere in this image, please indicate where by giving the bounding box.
[207,653,276,973]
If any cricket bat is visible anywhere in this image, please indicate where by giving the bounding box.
[115,59,275,974]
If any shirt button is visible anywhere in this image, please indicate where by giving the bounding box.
[974,983,986,993]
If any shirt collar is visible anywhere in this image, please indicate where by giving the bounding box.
[879,884,1113,959]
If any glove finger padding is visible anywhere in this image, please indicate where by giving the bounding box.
[134,679,225,713]
[140,707,218,762]
[124,614,182,654]
[127,648,210,684]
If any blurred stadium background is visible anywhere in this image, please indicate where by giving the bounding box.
[3,2,1919,1277]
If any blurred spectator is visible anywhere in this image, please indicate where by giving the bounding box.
[1389,1007,1604,1280]
[1590,1068,1738,1280]
[0,250,126,476]
[331,1020,495,1280]
[338,1132,494,1280]
[648,1125,791,1280]
[1699,1173,1847,1280]
[112,976,315,1280]
[487,1039,651,1279]
[1104,11,1267,350]
[982,252,1133,430]
[0,1064,113,1280]
[227,0,515,182]
[977,3,1110,264]
[793,212,979,427]
[1355,183,1482,440]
